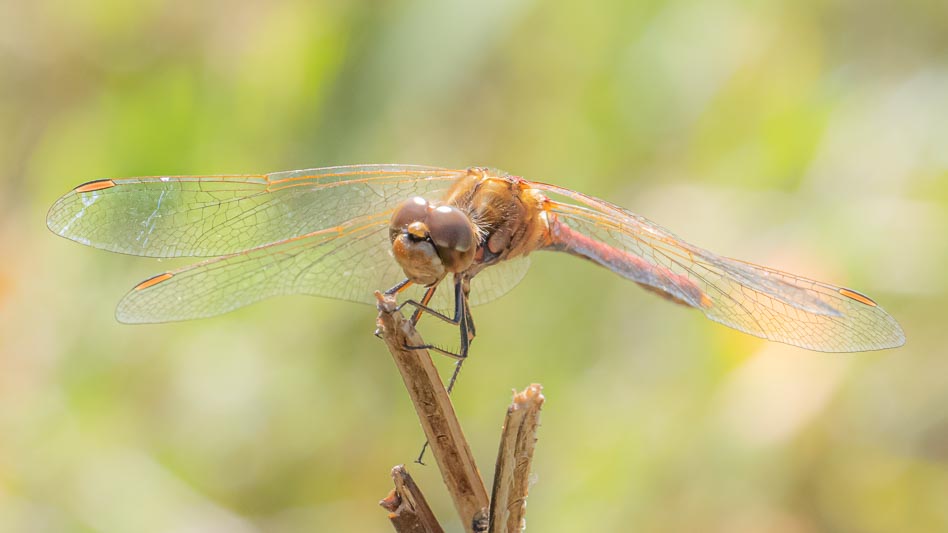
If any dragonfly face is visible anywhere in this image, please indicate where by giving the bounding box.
[389,197,477,286]
[47,164,904,353]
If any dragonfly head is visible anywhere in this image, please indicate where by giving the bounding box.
[390,197,477,285]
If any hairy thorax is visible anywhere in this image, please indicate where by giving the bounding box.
[442,168,551,275]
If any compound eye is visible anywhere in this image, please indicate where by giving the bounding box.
[390,197,430,241]
[428,205,475,259]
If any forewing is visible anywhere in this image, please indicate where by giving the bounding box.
[116,212,408,322]
[533,182,905,352]
[117,212,533,324]
[47,165,464,258]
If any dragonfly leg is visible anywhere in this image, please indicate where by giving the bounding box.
[408,285,439,326]
[384,278,412,296]
[403,276,472,359]
[463,294,476,339]
[398,290,458,326]
[455,276,476,339]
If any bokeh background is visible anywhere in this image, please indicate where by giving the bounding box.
[2,0,947,531]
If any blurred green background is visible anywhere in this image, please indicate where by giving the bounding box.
[2,0,947,531]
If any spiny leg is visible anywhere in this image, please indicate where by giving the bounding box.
[398,287,457,326]
[460,277,476,339]
[384,278,412,296]
[400,276,473,359]
[410,285,438,326]
[463,293,476,339]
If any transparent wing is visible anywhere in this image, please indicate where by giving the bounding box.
[116,212,532,324]
[117,212,399,322]
[532,182,905,352]
[423,256,532,315]
[47,165,465,258]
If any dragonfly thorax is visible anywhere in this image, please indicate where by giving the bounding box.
[389,197,477,286]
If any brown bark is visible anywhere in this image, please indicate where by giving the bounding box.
[488,385,545,533]
[380,465,444,533]
[375,291,489,532]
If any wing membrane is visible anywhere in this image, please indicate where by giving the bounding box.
[48,165,464,258]
[116,213,531,324]
[532,182,905,352]
[117,212,399,322]
[423,256,532,315]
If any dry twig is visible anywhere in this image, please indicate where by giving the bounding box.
[375,291,490,532]
[379,465,444,533]
[488,384,545,533]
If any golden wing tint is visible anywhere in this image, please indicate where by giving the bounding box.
[47,165,465,258]
[532,182,905,352]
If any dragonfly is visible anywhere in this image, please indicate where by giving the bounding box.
[47,164,905,357]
